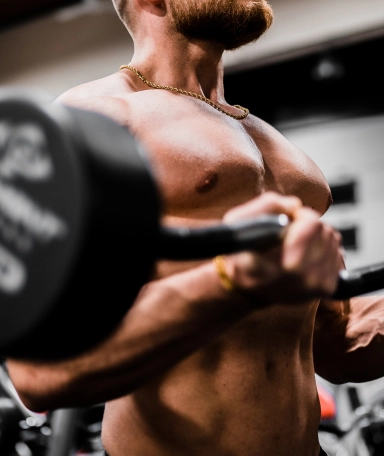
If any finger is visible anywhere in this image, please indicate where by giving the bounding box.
[225,249,282,290]
[224,192,302,223]
[284,220,344,294]
[317,237,345,294]
[282,213,324,270]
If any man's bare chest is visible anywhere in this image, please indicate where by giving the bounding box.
[124,94,331,217]
[128,112,267,217]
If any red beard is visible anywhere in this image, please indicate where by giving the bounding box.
[170,0,274,51]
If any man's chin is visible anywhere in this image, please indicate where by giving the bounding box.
[188,30,270,52]
[222,34,267,51]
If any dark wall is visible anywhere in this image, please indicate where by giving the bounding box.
[0,0,81,30]
[224,35,384,126]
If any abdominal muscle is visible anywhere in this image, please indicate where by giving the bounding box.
[102,300,322,456]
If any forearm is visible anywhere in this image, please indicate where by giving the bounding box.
[7,262,254,412]
[7,192,345,410]
[314,296,384,384]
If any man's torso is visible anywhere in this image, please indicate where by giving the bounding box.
[58,73,332,456]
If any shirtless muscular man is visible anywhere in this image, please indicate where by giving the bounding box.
[7,1,384,456]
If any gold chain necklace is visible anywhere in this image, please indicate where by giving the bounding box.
[120,64,249,120]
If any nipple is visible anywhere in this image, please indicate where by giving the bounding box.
[195,171,219,193]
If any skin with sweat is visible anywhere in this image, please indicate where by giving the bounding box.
[6,1,384,456]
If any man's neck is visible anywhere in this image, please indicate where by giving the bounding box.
[129,36,226,103]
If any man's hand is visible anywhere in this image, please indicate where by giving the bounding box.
[222,192,344,302]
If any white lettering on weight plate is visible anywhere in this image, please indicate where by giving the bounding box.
[0,244,26,294]
[0,179,68,243]
[0,122,53,182]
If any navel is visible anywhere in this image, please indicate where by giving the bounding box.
[265,359,276,381]
[195,171,219,193]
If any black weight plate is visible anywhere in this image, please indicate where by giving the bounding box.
[0,93,86,358]
[0,93,162,359]
[49,106,162,358]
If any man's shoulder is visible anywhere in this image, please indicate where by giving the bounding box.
[56,73,119,101]
[244,112,311,157]
[54,72,133,125]
[242,113,285,147]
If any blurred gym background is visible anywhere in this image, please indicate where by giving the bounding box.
[0,1,384,455]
